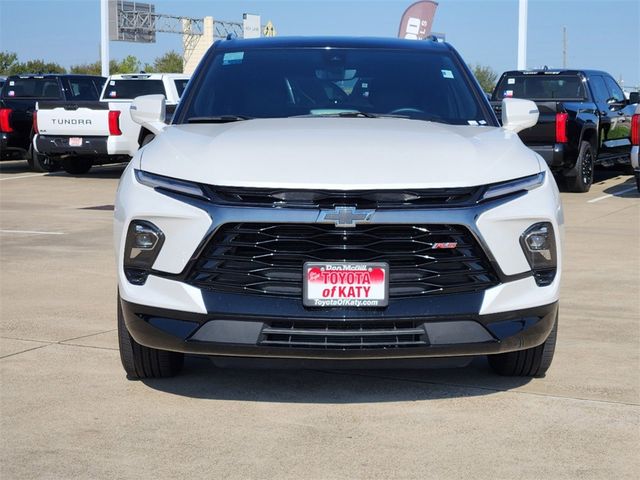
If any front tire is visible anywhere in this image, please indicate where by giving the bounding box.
[565,141,594,193]
[488,314,558,377]
[117,295,184,379]
[61,156,93,175]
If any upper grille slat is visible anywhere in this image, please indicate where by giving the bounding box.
[186,223,499,299]
[203,187,483,209]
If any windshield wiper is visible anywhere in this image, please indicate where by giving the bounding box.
[187,115,252,124]
[292,111,411,119]
[335,111,380,118]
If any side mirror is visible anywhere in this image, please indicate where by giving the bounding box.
[502,98,539,133]
[629,92,639,104]
[130,94,167,135]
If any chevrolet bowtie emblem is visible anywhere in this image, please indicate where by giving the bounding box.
[318,207,374,228]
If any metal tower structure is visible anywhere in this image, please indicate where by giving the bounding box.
[114,9,244,41]
[106,1,251,73]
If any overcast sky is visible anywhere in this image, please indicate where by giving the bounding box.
[1,0,638,87]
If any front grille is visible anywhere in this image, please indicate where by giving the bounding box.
[203,186,482,209]
[186,223,499,299]
[260,319,428,349]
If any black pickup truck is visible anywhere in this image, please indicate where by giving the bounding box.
[491,69,639,192]
[0,74,105,171]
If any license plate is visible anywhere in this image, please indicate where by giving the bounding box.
[69,137,82,147]
[303,262,389,307]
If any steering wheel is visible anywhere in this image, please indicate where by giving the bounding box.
[324,82,350,103]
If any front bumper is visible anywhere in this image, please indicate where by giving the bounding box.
[115,162,563,360]
[121,295,558,359]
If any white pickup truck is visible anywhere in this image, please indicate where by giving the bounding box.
[33,73,189,174]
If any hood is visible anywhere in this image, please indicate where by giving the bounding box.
[141,118,541,189]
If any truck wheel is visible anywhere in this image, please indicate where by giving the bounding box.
[566,141,594,193]
[488,313,558,377]
[27,146,59,173]
[117,294,184,379]
[61,157,93,175]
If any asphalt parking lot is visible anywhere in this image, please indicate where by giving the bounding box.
[0,159,638,479]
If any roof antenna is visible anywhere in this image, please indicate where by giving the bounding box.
[226,33,237,40]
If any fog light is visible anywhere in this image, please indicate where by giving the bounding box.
[133,224,159,250]
[124,220,165,285]
[520,222,557,286]
[524,226,552,260]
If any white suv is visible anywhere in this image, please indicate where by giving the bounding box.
[114,37,563,379]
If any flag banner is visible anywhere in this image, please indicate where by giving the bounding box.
[398,1,439,40]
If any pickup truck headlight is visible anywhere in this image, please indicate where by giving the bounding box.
[123,220,165,285]
[481,172,545,202]
[135,170,208,200]
[520,222,557,287]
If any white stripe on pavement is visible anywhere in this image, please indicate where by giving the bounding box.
[0,173,46,181]
[587,186,637,203]
[0,229,65,235]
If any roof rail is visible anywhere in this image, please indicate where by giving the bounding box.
[426,34,445,43]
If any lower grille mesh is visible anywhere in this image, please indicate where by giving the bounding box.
[260,320,428,349]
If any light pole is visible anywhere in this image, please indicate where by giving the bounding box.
[517,0,528,70]
[100,0,109,77]
[563,26,567,68]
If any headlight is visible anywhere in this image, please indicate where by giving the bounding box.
[520,222,557,287]
[123,220,165,285]
[481,172,545,202]
[135,169,208,200]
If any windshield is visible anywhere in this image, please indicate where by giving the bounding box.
[2,77,61,99]
[493,74,587,101]
[103,80,165,100]
[66,77,102,101]
[177,47,491,125]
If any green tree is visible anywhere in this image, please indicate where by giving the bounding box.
[70,61,102,75]
[0,51,19,74]
[472,64,498,94]
[9,59,66,74]
[145,51,183,73]
[110,55,141,74]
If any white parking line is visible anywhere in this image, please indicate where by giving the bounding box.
[587,186,638,203]
[0,173,46,181]
[0,229,65,235]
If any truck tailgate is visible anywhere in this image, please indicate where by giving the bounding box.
[492,100,560,144]
[519,101,560,144]
[36,101,110,136]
